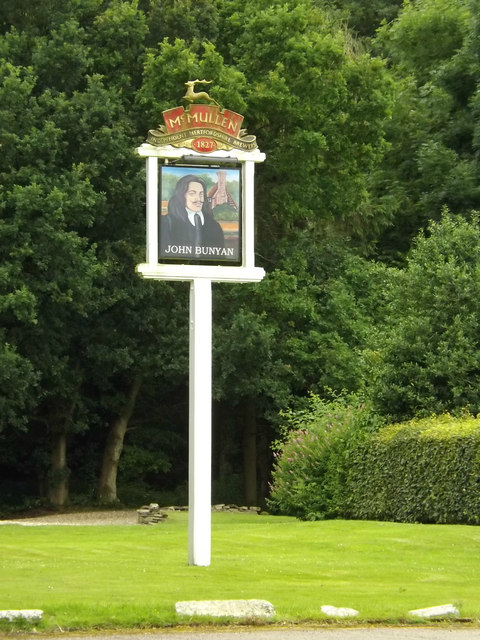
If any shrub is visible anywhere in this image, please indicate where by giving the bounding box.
[268,394,381,520]
[345,413,480,524]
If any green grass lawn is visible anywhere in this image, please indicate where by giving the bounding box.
[1,511,479,631]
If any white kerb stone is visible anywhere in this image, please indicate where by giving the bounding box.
[408,604,459,618]
[321,605,359,618]
[175,599,275,618]
[0,610,43,621]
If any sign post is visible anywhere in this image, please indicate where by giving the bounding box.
[188,277,212,566]
[136,81,265,566]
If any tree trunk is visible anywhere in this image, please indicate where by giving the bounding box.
[47,401,76,508]
[257,420,271,508]
[48,429,69,507]
[243,399,257,505]
[97,377,142,504]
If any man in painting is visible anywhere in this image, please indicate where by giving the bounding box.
[160,174,225,256]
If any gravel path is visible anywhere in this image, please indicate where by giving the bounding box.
[0,509,139,525]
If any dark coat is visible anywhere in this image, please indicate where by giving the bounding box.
[160,210,225,252]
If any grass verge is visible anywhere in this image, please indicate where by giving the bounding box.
[0,511,479,632]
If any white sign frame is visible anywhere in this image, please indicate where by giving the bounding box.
[136,143,266,283]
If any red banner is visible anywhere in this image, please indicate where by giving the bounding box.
[162,104,244,137]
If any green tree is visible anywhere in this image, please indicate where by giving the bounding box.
[213,236,386,503]
[327,0,403,38]
[223,0,395,260]
[372,0,480,260]
[0,0,190,507]
[143,0,221,48]
[371,212,480,420]
[0,42,106,504]
[136,0,395,504]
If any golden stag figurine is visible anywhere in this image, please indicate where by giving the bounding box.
[183,79,219,106]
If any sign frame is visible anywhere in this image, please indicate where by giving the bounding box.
[136,144,265,283]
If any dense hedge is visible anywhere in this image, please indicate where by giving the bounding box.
[345,414,480,524]
[269,408,480,524]
[268,395,381,520]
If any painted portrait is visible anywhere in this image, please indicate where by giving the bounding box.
[158,165,242,264]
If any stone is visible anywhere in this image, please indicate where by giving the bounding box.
[137,503,168,525]
[0,610,43,622]
[212,504,260,514]
[166,505,261,513]
[408,604,459,619]
[175,599,275,619]
[321,605,359,618]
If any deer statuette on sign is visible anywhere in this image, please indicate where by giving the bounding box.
[183,79,220,106]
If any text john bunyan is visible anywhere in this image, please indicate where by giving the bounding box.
[163,244,235,257]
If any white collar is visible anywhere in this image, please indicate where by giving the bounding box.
[186,208,204,226]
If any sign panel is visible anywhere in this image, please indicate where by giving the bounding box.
[158,165,242,264]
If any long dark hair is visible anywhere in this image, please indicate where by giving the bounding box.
[167,174,213,219]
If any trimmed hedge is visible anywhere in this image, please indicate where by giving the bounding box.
[345,414,480,524]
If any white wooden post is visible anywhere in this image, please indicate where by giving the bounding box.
[146,156,158,266]
[243,160,255,268]
[188,278,212,566]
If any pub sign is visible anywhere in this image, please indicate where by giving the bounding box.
[136,80,265,281]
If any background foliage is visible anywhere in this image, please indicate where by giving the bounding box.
[371,213,480,421]
[1,0,480,517]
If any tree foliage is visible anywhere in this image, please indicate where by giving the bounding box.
[371,213,480,420]
[1,0,479,511]
[373,0,480,259]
